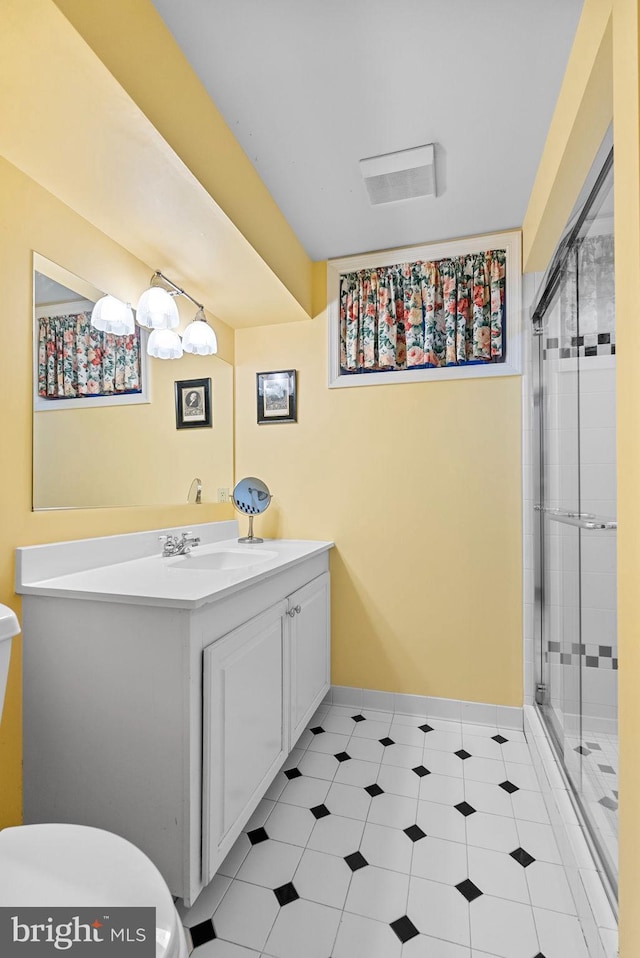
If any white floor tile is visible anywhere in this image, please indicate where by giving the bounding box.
[294,729,313,750]
[245,799,277,833]
[419,773,465,807]
[463,757,507,786]
[263,803,315,847]
[465,813,519,854]
[263,898,341,958]
[510,788,550,824]
[526,860,577,914]
[463,780,514,818]
[346,736,386,764]
[321,713,359,735]
[410,835,467,885]
[351,718,392,740]
[264,772,288,802]
[505,762,541,791]
[416,800,467,844]
[218,834,252,878]
[236,840,303,889]
[307,812,365,857]
[422,730,464,753]
[306,731,351,755]
[360,822,413,874]
[407,876,471,946]
[462,734,504,760]
[516,820,562,864]
[213,880,280,952]
[470,895,539,958]
[296,750,338,781]
[292,848,351,909]
[403,935,471,957]
[466,845,529,904]
[389,722,429,747]
[533,906,590,958]
[278,775,330,809]
[178,873,231,926]
[361,706,395,721]
[325,782,372,820]
[345,864,410,922]
[367,792,418,830]
[332,912,402,958]
[461,723,500,739]
[282,748,305,770]
[501,741,534,765]
[393,711,429,727]
[197,940,259,957]
[382,743,425,769]
[423,748,465,779]
[376,763,421,799]
[334,757,380,787]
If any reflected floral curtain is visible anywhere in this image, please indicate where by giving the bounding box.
[340,249,506,371]
[38,311,142,399]
[560,235,615,351]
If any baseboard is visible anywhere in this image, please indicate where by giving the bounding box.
[324,685,523,730]
[524,705,617,958]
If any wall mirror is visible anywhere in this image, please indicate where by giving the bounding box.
[32,254,233,510]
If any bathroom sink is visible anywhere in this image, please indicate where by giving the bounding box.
[168,549,277,571]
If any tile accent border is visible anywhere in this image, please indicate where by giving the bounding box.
[325,686,523,730]
[524,705,618,958]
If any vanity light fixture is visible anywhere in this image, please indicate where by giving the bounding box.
[138,270,218,359]
[90,295,135,336]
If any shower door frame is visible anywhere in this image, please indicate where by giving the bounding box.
[531,148,618,907]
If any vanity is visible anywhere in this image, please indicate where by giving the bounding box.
[15,521,332,905]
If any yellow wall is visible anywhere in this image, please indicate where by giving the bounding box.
[234,313,523,706]
[612,0,640,952]
[0,155,234,826]
[33,351,233,509]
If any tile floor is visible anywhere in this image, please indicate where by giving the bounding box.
[178,703,590,958]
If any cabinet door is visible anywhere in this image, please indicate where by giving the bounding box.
[289,573,330,746]
[203,603,287,882]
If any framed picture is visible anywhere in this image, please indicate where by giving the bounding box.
[175,377,212,429]
[256,369,297,424]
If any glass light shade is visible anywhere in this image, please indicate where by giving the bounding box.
[136,286,180,329]
[147,328,183,360]
[182,319,218,355]
[90,295,135,336]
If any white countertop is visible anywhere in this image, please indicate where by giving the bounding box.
[15,523,333,610]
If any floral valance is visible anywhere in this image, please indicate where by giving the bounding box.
[339,249,506,371]
[38,311,142,399]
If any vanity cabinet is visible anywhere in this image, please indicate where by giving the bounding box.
[202,572,330,882]
[20,548,330,906]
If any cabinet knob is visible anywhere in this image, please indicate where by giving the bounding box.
[287,605,302,617]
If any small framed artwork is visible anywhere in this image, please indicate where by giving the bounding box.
[256,369,297,424]
[175,377,212,429]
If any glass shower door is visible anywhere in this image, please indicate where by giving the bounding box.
[536,157,617,893]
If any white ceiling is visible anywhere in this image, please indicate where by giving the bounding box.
[150,0,583,261]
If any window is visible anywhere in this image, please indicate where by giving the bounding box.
[327,230,522,387]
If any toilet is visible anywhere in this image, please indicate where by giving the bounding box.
[0,606,188,958]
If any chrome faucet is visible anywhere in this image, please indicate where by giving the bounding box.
[159,531,201,557]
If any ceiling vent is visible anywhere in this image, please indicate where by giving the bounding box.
[359,143,436,205]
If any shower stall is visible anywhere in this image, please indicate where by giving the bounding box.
[531,147,617,900]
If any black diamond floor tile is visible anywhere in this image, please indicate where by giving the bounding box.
[585,742,601,750]
[454,801,476,817]
[533,953,548,957]
[390,915,419,943]
[365,783,384,797]
[344,851,368,871]
[309,726,325,735]
[189,918,216,947]
[284,767,302,780]
[379,737,395,746]
[273,882,299,906]
[418,723,434,733]
[574,745,591,756]
[492,734,508,744]
[456,879,483,902]
[403,824,426,842]
[499,780,519,794]
[334,751,351,762]
[455,749,471,760]
[510,847,535,868]
[310,804,331,819]
[352,714,366,722]
[599,796,618,810]
[412,765,430,778]
[247,826,269,845]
